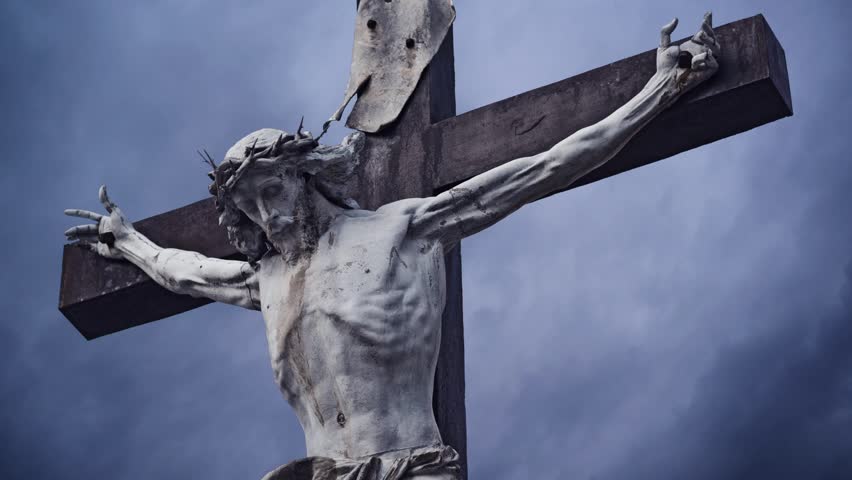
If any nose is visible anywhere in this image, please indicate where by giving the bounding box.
[255,198,272,223]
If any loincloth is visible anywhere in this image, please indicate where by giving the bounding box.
[261,444,461,480]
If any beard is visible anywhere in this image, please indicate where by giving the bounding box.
[227,221,268,262]
[266,189,319,264]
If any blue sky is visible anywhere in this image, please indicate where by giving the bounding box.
[2,1,851,478]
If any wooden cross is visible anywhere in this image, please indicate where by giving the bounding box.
[58,9,791,478]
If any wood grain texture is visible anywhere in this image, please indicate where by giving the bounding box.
[429,15,792,194]
[435,242,467,478]
[351,25,469,477]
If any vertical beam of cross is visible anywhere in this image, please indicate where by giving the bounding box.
[352,1,467,474]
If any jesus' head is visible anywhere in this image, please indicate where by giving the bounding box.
[207,127,364,263]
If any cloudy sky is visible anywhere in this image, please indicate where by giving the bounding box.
[2,0,851,478]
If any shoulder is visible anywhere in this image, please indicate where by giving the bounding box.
[335,201,432,241]
[375,197,427,216]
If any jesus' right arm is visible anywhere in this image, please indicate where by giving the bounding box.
[65,186,261,311]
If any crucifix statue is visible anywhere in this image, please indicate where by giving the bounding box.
[60,1,791,479]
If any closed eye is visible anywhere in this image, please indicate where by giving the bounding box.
[236,198,257,213]
[263,184,283,198]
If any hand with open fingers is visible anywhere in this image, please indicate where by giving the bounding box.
[657,12,720,95]
[64,185,135,260]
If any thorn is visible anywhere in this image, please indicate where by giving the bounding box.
[197,149,217,169]
[271,133,284,156]
[247,138,259,162]
[204,149,217,168]
[296,116,305,138]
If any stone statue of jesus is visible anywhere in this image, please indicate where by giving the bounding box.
[65,15,719,480]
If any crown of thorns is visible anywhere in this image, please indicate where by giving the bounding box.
[199,120,319,212]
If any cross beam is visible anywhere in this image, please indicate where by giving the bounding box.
[430,14,791,194]
[59,14,791,340]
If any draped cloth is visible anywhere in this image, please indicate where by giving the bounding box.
[261,444,461,480]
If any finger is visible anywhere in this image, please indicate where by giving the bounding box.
[691,51,718,72]
[700,12,716,39]
[706,36,721,58]
[700,12,718,48]
[66,233,99,243]
[65,231,99,242]
[64,209,103,221]
[691,31,721,58]
[99,185,115,213]
[93,241,122,259]
[65,225,99,237]
[704,51,719,71]
[691,51,709,70]
[660,17,679,48]
[65,234,99,242]
[692,29,712,46]
[81,241,106,256]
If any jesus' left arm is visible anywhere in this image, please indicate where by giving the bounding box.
[409,14,720,247]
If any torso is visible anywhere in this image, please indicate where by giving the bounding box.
[257,205,447,459]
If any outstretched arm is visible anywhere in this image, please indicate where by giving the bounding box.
[411,14,720,246]
[65,186,260,310]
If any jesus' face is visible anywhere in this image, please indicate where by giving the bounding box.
[230,164,310,250]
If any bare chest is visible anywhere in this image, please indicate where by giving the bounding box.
[256,211,447,371]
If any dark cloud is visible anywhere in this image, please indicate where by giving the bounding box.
[2,1,851,479]
[603,263,852,480]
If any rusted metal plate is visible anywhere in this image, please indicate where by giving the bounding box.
[328,0,455,133]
